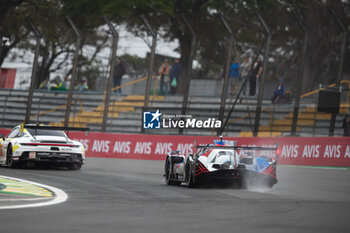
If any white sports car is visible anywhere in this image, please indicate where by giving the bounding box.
[0,124,88,169]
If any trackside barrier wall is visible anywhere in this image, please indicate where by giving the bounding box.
[0,128,349,167]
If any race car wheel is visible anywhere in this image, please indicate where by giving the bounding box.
[165,157,181,186]
[185,164,196,188]
[69,163,82,170]
[6,144,16,168]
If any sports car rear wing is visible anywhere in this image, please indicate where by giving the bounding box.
[21,124,89,138]
[22,124,89,132]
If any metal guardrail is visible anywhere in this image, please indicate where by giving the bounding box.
[1,78,348,136]
[301,80,350,99]
[224,80,350,137]
[29,102,74,120]
[22,75,157,126]
[230,80,350,124]
[1,95,9,128]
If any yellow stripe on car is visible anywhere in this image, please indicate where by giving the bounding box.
[12,144,20,153]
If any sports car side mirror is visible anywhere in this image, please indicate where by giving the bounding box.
[0,134,5,140]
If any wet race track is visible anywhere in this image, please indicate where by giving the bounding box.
[1,157,350,233]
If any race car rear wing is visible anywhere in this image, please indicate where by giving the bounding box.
[196,143,280,161]
[200,136,279,151]
[22,124,89,132]
[196,144,278,151]
[21,124,90,138]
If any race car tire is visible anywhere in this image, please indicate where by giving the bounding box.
[167,180,181,186]
[264,179,275,188]
[185,163,196,188]
[69,163,82,170]
[165,157,181,186]
[6,144,16,168]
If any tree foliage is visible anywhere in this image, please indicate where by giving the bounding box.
[1,0,349,92]
[1,0,109,89]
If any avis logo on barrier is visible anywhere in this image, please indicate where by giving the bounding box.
[143,109,162,129]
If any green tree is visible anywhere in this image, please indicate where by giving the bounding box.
[0,0,26,66]
[2,0,349,94]
[1,0,109,89]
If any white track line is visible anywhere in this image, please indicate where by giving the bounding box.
[0,175,68,210]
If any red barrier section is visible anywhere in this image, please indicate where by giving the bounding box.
[1,128,349,167]
[68,132,350,167]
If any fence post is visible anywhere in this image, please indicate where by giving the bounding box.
[253,13,271,137]
[218,14,234,134]
[291,11,308,136]
[64,16,81,127]
[101,17,119,132]
[0,34,2,65]
[270,105,275,135]
[329,9,347,136]
[179,15,196,135]
[219,20,265,136]
[24,17,41,124]
[141,16,157,133]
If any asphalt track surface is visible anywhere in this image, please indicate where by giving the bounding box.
[0,158,350,233]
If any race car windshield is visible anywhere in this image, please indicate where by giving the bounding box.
[217,151,234,157]
[211,151,234,163]
[26,128,66,137]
